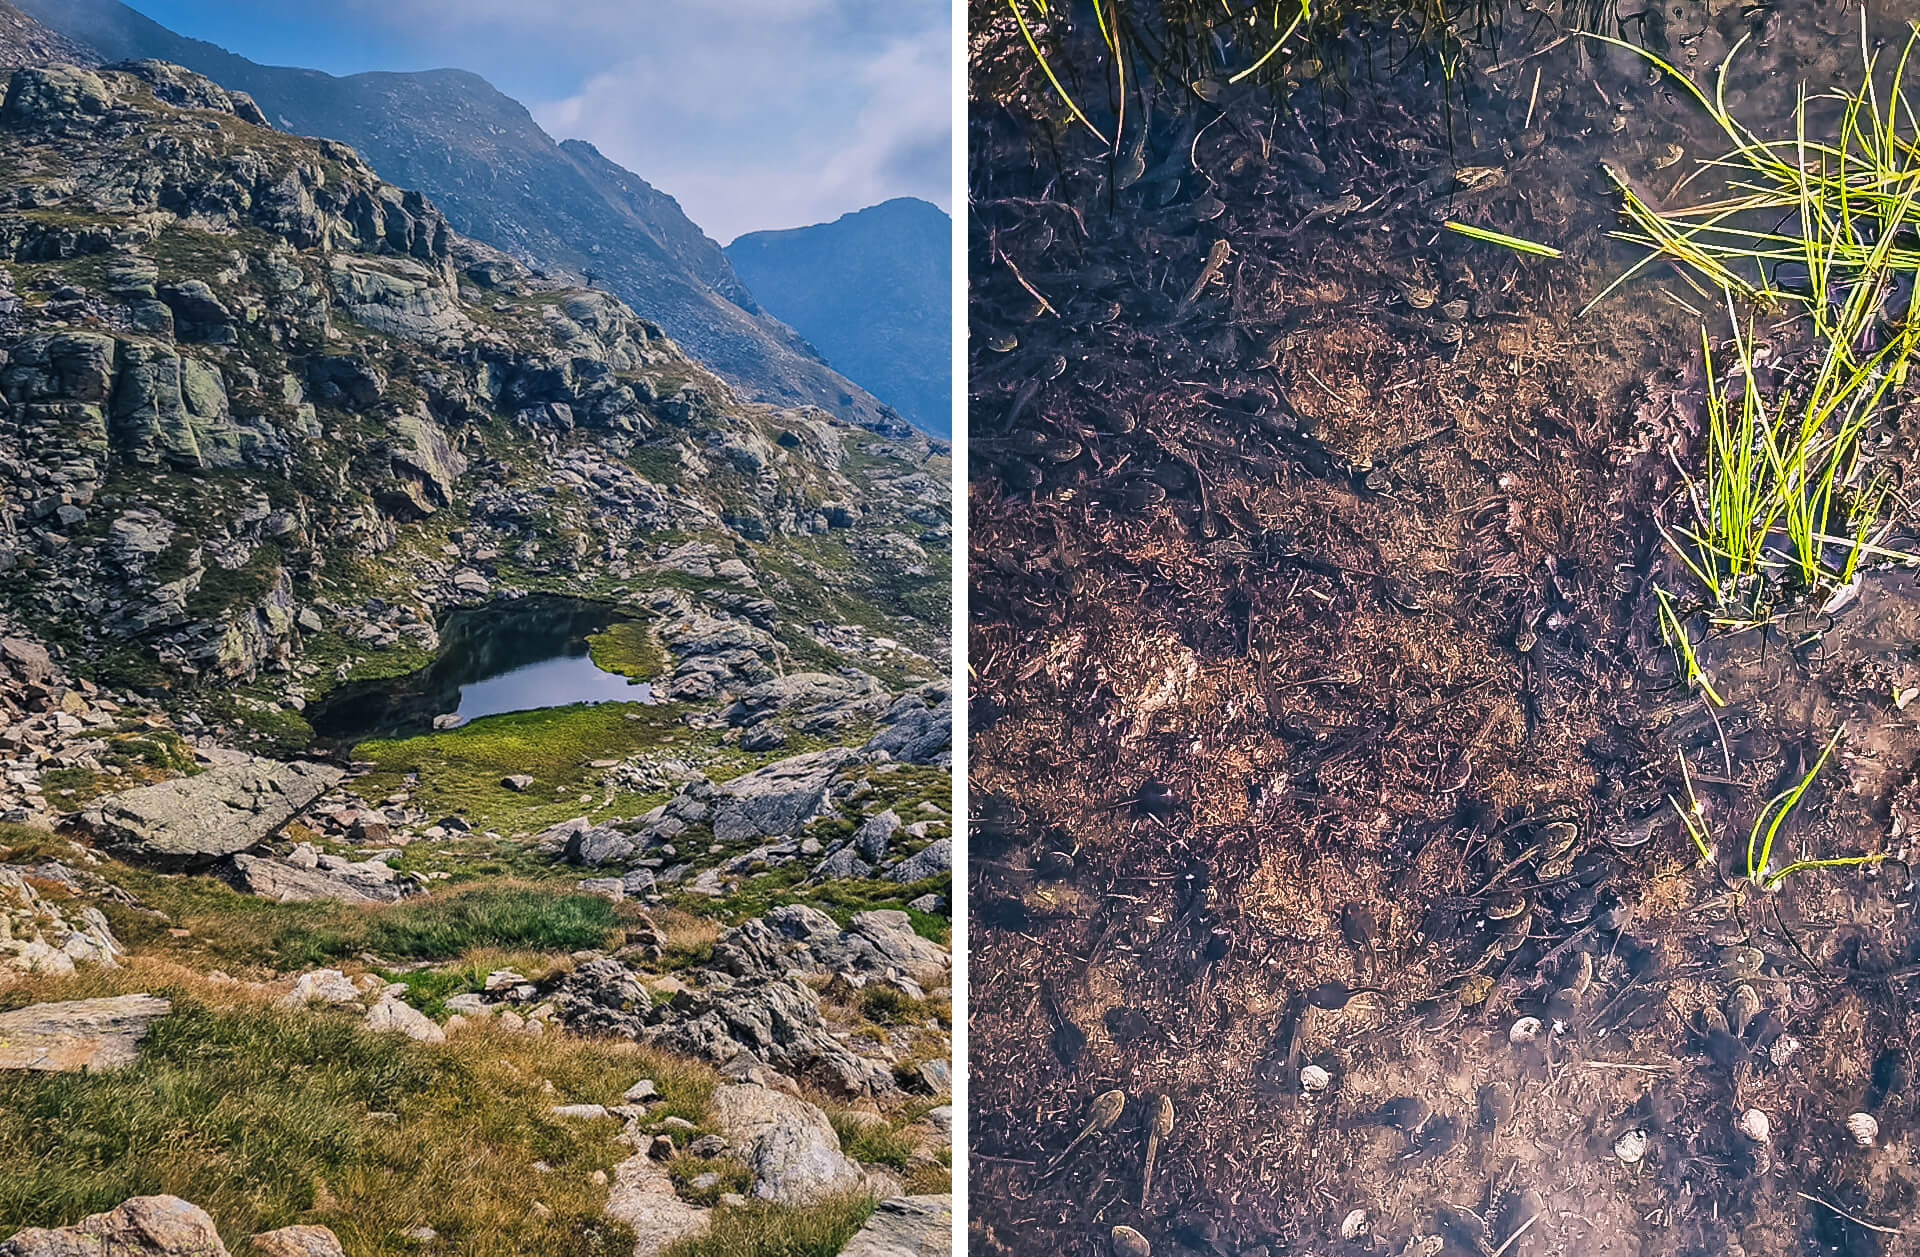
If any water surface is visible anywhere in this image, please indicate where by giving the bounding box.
[308,595,653,747]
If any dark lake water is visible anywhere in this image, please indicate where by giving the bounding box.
[307,595,653,747]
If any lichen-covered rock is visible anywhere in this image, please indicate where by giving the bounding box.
[710,1082,871,1205]
[230,852,406,903]
[709,749,857,842]
[365,995,445,1043]
[83,760,344,867]
[0,867,122,974]
[245,1226,346,1257]
[605,1144,710,1257]
[0,1196,226,1257]
[0,993,172,1072]
[840,1196,953,1257]
[890,838,952,883]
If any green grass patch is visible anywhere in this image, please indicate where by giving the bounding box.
[97,876,619,973]
[352,702,703,833]
[0,983,674,1256]
[666,1156,752,1207]
[660,1193,876,1257]
[586,620,666,680]
[828,1113,917,1170]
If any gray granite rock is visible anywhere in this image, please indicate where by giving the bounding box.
[0,1195,227,1257]
[0,994,172,1072]
[840,1196,953,1257]
[85,761,343,867]
[711,1082,870,1205]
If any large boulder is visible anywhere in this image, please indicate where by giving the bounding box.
[605,1149,710,1257]
[890,838,952,884]
[862,686,953,766]
[0,994,172,1072]
[751,905,949,986]
[710,749,856,843]
[83,760,344,867]
[710,1082,870,1205]
[840,1196,954,1257]
[230,853,406,903]
[0,1196,226,1257]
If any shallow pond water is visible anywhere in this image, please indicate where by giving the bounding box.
[307,595,653,747]
[967,4,1920,1256]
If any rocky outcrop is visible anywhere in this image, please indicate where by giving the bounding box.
[0,1196,226,1257]
[230,850,407,903]
[710,1082,871,1205]
[0,993,170,1072]
[605,1146,710,1257]
[710,749,857,843]
[82,760,343,866]
[643,966,894,1098]
[840,1196,954,1257]
[0,59,947,710]
[719,905,950,988]
[864,685,953,767]
[0,2,98,70]
[1,865,121,972]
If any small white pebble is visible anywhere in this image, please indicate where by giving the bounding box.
[1301,1064,1332,1094]
[1736,1109,1770,1144]
[1847,1112,1879,1147]
[1613,1128,1648,1164]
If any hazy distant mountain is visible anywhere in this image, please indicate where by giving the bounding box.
[728,199,951,437]
[0,0,98,68]
[17,0,920,435]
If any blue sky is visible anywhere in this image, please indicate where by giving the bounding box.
[123,0,952,243]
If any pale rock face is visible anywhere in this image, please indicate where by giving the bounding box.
[364,995,446,1043]
[0,1195,229,1257]
[710,1082,873,1205]
[604,1143,711,1257]
[0,994,173,1073]
[277,969,361,1008]
[839,1196,954,1257]
[83,760,345,867]
[245,1226,348,1257]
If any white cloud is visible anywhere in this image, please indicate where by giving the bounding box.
[331,0,951,241]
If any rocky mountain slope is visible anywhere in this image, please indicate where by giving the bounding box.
[15,0,917,436]
[0,1,95,70]
[0,58,951,1257]
[727,199,953,438]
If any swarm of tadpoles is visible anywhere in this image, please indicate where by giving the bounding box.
[1042,1087,1183,1252]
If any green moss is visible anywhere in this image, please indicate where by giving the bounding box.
[586,620,665,680]
[351,702,705,833]
[626,445,683,486]
[185,542,286,620]
[95,875,619,973]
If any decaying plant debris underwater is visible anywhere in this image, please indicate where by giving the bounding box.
[970,3,1920,1255]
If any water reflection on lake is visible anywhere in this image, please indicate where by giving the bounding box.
[451,648,649,723]
[308,595,654,747]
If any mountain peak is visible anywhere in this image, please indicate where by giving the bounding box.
[727,202,953,436]
[15,0,920,436]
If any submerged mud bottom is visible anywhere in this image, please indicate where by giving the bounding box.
[307,595,653,747]
[968,7,1919,1257]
